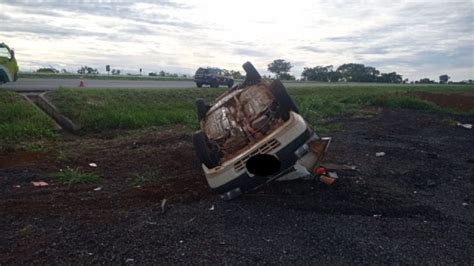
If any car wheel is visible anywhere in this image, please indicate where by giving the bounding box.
[269,79,299,115]
[195,98,209,121]
[212,81,219,88]
[196,82,203,88]
[242,61,261,82]
[192,130,219,169]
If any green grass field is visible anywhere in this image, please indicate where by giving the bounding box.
[0,89,57,143]
[46,85,474,134]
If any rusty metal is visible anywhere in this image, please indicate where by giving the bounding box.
[202,80,282,161]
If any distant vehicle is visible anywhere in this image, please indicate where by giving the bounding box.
[193,62,330,200]
[0,43,19,83]
[194,67,234,88]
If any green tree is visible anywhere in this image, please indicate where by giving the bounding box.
[301,65,341,82]
[268,59,292,78]
[439,74,450,84]
[377,72,403,83]
[279,73,296,80]
[419,78,434,84]
[77,66,99,75]
[229,70,243,79]
[37,67,59,73]
[336,63,379,82]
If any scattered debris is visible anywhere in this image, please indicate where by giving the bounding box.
[31,181,49,187]
[456,122,472,129]
[161,198,167,213]
[373,214,382,218]
[89,163,98,168]
[125,258,134,263]
[93,186,102,191]
[314,167,327,176]
[328,171,339,179]
[375,152,386,157]
[209,205,215,211]
[185,217,196,224]
[13,185,21,188]
[462,202,469,207]
[319,175,337,185]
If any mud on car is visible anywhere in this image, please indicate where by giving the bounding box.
[194,67,234,88]
[0,43,19,83]
[193,62,330,200]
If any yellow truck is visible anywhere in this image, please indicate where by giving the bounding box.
[0,43,19,83]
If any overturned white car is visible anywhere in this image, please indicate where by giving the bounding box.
[193,62,330,200]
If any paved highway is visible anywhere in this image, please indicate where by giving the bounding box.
[1,78,198,91]
[1,78,338,92]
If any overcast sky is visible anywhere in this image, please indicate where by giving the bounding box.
[0,0,473,81]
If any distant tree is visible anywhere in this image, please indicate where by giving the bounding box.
[268,59,292,78]
[301,65,341,82]
[377,72,403,83]
[61,68,68,74]
[159,70,166,77]
[279,73,296,80]
[229,70,243,79]
[78,66,99,75]
[419,78,434,84]
[149,72,157,76]
[337,63,380,82]
[439,74,450,84]
[37,67,59,74]
[106,65,110,76]
[111,69,120,75]
[140,68,142,75]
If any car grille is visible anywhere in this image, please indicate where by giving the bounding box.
[233,138,281,171]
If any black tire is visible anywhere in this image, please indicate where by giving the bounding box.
[192,131,219,169]
[242,61,261,82]
[269,79,299,114]
[196,82,202,88]
[195,98,209,121]
[211,80,219,88]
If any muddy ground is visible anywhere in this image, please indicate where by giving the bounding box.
[1,107,473,264]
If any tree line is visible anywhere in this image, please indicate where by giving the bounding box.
[34,60,470,84]
[266,59,469,84]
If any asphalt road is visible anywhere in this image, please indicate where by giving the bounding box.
[0,78,335,92]
[1,78,198,91]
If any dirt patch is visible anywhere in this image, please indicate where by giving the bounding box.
[414,91,474,111]
[1,109,473,264]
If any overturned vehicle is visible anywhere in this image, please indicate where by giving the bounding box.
[193,62,330,200]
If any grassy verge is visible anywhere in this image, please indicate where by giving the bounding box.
[47,85,474,133]
[0,89,57,143]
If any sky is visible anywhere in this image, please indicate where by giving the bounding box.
[0,0,473,81]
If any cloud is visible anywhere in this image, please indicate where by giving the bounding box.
[234,48,268,57]
[0,0,472,80]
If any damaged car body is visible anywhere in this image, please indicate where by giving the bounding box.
[193,62,330,200]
